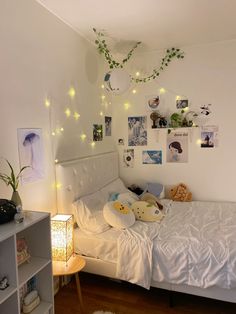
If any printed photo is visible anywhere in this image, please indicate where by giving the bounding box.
[118,138,124,145]
[17,128,44,184]
[128,116,147,146]
[93,124,103,141]
[200,126,219,148]
[123,149,134,168]
[105,116,112,136]
[167,131,188,163]
[142,150,162,164]
[176,99,188,109]
[146,95,160,110]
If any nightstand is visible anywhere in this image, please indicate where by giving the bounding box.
[53,255,86,313]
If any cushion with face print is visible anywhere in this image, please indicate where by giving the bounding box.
[131,201,164,222]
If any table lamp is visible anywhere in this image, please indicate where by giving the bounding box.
[51,214,73,264]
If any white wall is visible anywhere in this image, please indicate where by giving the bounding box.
[0,0,114,213]
[112,40,236,202]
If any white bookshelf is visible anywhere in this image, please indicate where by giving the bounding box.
[0,211,54,314]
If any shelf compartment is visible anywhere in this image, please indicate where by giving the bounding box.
[18,257,51,287]
[0,286,17,305]
[30,301,52,314]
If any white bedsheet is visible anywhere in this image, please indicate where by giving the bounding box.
[74,227,121,263]
[116,220,161,289]
[152,200,236,289]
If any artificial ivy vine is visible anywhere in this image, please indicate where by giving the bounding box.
[93,28,185,83]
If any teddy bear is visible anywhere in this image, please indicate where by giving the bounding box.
[169,183,192,202]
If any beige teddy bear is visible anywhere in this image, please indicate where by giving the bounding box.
[169,183,192,202]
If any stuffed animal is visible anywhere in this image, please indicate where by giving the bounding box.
[169,183,192,202]
[140,192,163,210]
[131,201,164,222]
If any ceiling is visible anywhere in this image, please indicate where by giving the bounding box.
[36,0,236,51]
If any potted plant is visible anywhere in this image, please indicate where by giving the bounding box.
[0,160,28,207]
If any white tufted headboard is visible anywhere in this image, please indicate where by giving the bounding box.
[56,151,119,214]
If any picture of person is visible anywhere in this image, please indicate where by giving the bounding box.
[201,131,214,148]
[128,116,147,146]
[176,99,188,109]
[93,124,103,141]
[148,96,160,110]
[168,141,183,162]
[105,116,112,136]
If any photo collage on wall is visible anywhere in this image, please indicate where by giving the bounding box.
[92,116,112,142]
[120,90,217,168]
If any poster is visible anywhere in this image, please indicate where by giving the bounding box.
[17,128,44,184]
[105,116,112,136]
[166,130,188,163]
[142,150,162,164]
[200,125,219,148]
[123,149,134,168]
[93,124,103,141]
[128,116,147,146]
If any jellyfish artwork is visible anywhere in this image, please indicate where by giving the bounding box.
[23,132,40,169]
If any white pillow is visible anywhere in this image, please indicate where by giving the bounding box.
[100,178,129,200]
[103,201,135,229]
[117,192,139,207]
[73,190,110,234]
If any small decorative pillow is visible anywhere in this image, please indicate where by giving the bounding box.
[131,201,164,222]
[103,201,135,229]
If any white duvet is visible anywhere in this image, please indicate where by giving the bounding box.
[117,200,236,290]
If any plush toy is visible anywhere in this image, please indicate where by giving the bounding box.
[169,183,192,202]
[131,201,164,222]
[140,192,163,210]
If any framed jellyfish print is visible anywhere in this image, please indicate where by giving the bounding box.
[17,128,45,184]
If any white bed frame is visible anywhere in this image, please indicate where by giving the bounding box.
[56,151,236,303]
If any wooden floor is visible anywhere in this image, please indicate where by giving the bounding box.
[55,272,236,314]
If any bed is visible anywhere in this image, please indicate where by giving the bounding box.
[56,151,236,303]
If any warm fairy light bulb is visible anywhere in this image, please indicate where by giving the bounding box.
[91,141,95,147]
[159,88,166,94]
[135,71,140,77]
[60,127,64,132]
[196,139,202,146]
[100,111,103,116]
[52,131,56,136]
[132,89,137,94]
[101,95,106,100]
[80,134,86,141]
[53,182,62,190]
[101,84,105,89]
[45,98,50,107]
[183,107,189,112]
[55,159,58,163]
[176,95,181,100]
[65,108,71,117]
[74,112,80,120]
[124,102,130,110]
[68,87,76,99]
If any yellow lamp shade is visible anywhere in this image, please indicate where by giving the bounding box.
[51,214,73,262]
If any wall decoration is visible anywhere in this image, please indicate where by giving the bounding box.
[128,116,147,146]
[146,95,160,111]
[118,138,124,145]
[176,99,188,109]
[200,125,219,148]
[93,124,103,141]
[142,150,162,164]
[105,116,112,136]
[167,131,188,163]
[17,128,44,184]
[123,149,134,168]
[93,28,184,92]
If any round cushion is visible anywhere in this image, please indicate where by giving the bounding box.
[131,201,164,222]
[103,201,135,229]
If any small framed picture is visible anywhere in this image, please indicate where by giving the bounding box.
[176,99,188,109]
[146,95,160,110]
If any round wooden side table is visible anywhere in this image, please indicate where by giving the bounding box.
[53,255,86,313]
